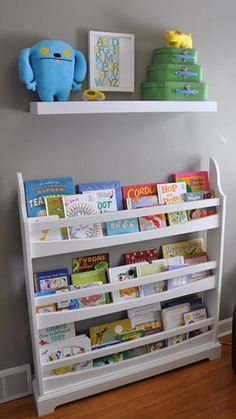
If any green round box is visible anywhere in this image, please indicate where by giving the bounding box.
[153,48,199,65]
[141,81,209,101]
[147,64,203,83]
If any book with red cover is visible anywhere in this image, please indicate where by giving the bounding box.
[124,248,158,265]
[172,171,209,192]
[122,182,158,209]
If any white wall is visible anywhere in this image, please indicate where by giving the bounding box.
[0,0,235,369]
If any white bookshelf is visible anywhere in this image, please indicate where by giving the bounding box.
[29,100,217,115]
[17,157,225,416]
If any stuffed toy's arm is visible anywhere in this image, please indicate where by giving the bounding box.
[72,50,87,91]
[18,48,37,91]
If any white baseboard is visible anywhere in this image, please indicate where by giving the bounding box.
[218,318,232,337]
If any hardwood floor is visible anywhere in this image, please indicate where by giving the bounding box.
[1,336,236,419]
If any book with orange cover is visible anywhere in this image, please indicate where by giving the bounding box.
[122,182,158,209]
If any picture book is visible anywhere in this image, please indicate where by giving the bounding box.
[135,321,163,335]
[44,196,68,240]
[137,260,168,296]
[187,207,217,220]
[161,302,191,330]
[127,302,162,328]
[83,189,117,213]
[139,213,166,231]
[124,248,158,265]
[122,182,158,209]
[71,268,109,303]
[68,282,106,309]
[172,171,210,192]
[106,218,139,236]
[24,177,74,217]
[40,335,92,375]
[162,238,205,258]
[93,353,122,367]
[122,345,148,360]
[157,182,187,205]
[184,252,210,281]
[184,191,209,201]
[162,295,204,311]
[108,262,148,302]
[29,215,61,242]
[78,180,123,210]
[149,341,166,351]
[168,334,186,346]
[72,253,109,274]
[38,323,76,346]
[36,303,57,313]
[63,193,102,239]
[183,308,208,338]
[35,268,69,292]
[89,319,132,346]
[126,195,158,210]
[118,329,145,342]
[167,264,191,290]
[167,210,188,226]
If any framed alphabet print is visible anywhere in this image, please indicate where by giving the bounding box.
[88,31,134,92]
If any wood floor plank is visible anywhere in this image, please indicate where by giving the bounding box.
[1,336,236,419]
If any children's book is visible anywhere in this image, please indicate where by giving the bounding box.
[122,345,148,360]
[106,218,139,236]
[108,262,148,302]
[161,302,191,330]
[89,319,132,346]
[168,334,186,346]
[24,177,74,217]
[184,252,210,281]
[35,268,69,292]
[184,191,209,201]
[83,189,117,213]
[63,193,102,239]
[36,303,57,313]
[78,180,123,210]
[162,238,205,258]
[122,182,158,209]
[29,215,61,243]
[93,353,122,367]
[124,248,158,265]
[183,307,208,338]
[157,182,187,205]
[40,335,92,375]
[44,196,68,240]
[38,323,76,346]
[126,195,158,210]
[137,260,168,296]
[172,171,209,192]
[187,207,217,220]
[148,341,166,351]
[167,264,191,290]
[139,214,167,231]
[68,282,106,309]
[167,210,188,226]
[127,302,162,328]
[71,268,109,303]
[72,253,109,274]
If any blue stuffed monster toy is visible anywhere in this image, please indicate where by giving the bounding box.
[18,39,87,101]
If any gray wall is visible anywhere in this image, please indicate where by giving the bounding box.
[0,0,235,370]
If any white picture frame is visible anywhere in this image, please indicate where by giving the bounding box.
[88,31,135,92]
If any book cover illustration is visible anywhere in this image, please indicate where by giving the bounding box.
[167,210,188,226]
[157,182,187,205]
[24,177,74,217]
[72,253,109,274]
[63,193,102,239]
[89,319,132,346]
[183,308,208,338]
[38,323,76,346]
[149,341,166,351]
[44,196,68,240]
[137,260,168,296]
[139,213,166,231]
[167,264,191,290]
[126,195,158,210]
[84,189,117,214]
[168,334,186,346]
[172,171,210,192]
[122,182,158,209]
[127,302,162,328]
[184,191,209,201]
[161,302,191,330]
[187,207,217,221]
[29,215,61,242]
[106,218,139,236]
[71,269,109,303]
[35,268,69,292]
[184,252,210,281]
[36,303,57,313]
[162,238,205,259]
[122,345,148,360]
[93,353,122,367]
[40,335,92,375]
[108,262,148,302]
[69,282,106,309]
[78,180,123,210]
[124,248,158,265]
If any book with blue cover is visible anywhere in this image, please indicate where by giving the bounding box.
[35,268,69,292]
[106,218,139,236]
[78,180,123,210]
[24,177,75,217]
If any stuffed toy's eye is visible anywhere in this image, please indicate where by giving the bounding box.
[40,47,50,56]
[63,48,72,58]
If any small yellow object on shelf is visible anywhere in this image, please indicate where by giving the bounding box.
[82,89,105,101]
[165,30,193,49]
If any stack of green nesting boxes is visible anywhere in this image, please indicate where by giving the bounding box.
[141,47,208,101]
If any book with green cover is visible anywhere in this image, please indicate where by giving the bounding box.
[71,269,109,303]
[44,196,68,240]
